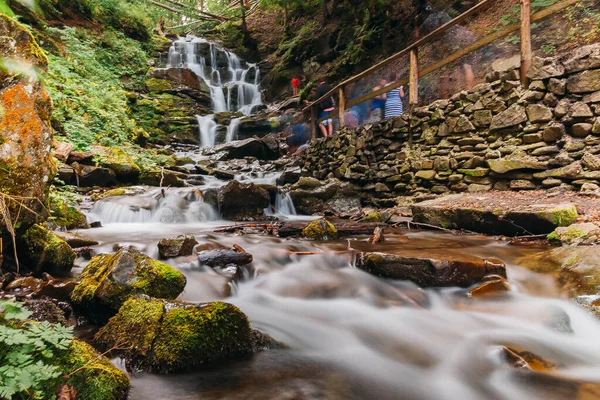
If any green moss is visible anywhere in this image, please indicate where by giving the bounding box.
[145,77,173,93]
[457,168,490,177]
[57,339,130,400]
[20,224,76,277]
[547,226,587,243]
[359,212,384,223]
[538,205,578,227]
[95,297,252,372]
[302,219,338,240]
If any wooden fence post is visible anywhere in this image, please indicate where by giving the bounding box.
[520,0,532,86]
[409,48,419,106]
[338,87,346,128]
[311,106,317,139]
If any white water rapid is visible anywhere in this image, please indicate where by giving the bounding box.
[167,36,262,147]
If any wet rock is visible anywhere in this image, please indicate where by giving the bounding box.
[216,137,279,160]
[94,146,141,183]
[148,67,211,107]
[73,164,116,187]
[302,218,338,240]
[53,232,99,248]
[18,225,76,277]
[95,296,253,372]
[547,222,600,245]
[468,275,510,297]
[289,178,361,216]
[139,169,186,187]
[67,151,94,165]
[490,104,527,131]
[566,69,600,93]
[197,248,253,267]
[356,251,506,288]
[411,194,578,236]
[0,15,56,237]
[54,141,72,163]
[487,157,548,174]
[519,246,600,295]
[158,234,198,259]
[212,180,270,221]
[70,247,186,323]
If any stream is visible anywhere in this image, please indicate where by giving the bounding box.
[75,184,600,400]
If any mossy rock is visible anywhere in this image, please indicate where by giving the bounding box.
[537,205,578,227]
[95,296,253,372]
[57,339,130,400]
[18,224,76,277]
[359,211,386,223]
[45,192,89,230]
[302,218,338,240]
[94,147,141,183]
[145,77,174,93]
[70,247,186,323]
[547,223,600,245]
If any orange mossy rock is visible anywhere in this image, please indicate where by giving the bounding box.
[0,14,55,236]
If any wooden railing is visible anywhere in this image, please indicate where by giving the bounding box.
[303,0,581,139]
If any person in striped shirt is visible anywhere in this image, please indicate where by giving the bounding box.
[384,72,405,119]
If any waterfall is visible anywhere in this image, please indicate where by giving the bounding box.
[167,36,263,148]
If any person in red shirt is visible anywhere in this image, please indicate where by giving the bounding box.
[291,77,300,96]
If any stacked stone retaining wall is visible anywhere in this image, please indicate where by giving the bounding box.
[303,44,600,200]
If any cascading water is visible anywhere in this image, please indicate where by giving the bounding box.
[86,187,218,224]
[167,36,262,147]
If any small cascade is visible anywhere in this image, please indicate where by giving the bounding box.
[226,117,241,142]
[196,115,218,148]
[87,188,219,224]
[273,192,297,216]
[167,36,263,147]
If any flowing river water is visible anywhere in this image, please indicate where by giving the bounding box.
[77,180,600,400]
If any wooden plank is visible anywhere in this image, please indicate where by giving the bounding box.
[303,0,495,112]
[520,0,532,85]
[409,48,419,105]
[311,106,318,139]
[338,87,346,128]
[418,0,579,80]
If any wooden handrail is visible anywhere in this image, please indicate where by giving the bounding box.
[305,0,579,137]
[303,0,495,113]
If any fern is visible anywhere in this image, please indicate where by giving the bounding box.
[0,300,74,399]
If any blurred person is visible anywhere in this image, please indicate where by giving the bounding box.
[371,77,387,122]
[384,72,405,119]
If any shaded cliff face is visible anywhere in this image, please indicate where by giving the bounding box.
[0,15,56,235]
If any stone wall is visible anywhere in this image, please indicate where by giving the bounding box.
[302,44,600,201]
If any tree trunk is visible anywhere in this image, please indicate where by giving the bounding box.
[321,0,330,24]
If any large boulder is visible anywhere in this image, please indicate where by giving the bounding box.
[95,296,253,372]
[289,178,362,216]
[216,137,279,160]
[0,15,56,237]
[208,180,270,221]
[18,225,76,277]
[70,247,186,322]
[411,193,578,236]
[357,251,506,287]
[158,234,198,259]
